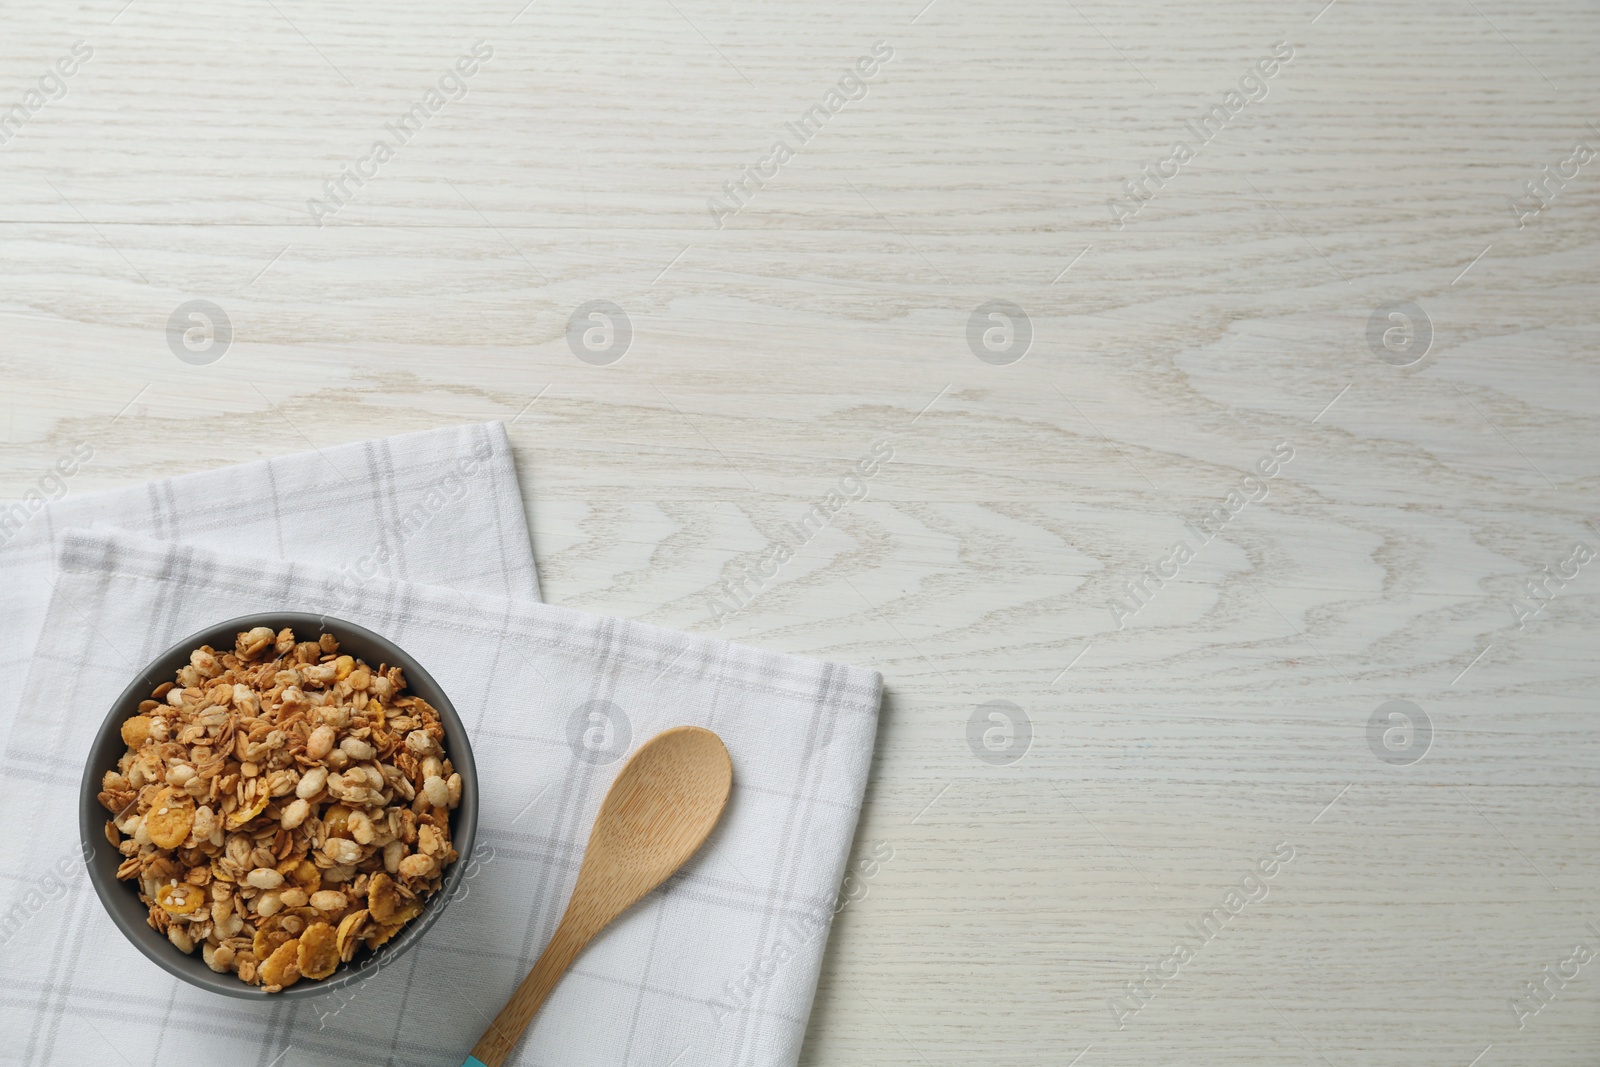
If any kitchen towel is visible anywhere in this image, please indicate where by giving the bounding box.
[0,421,540,755]
[0,529,882,1067]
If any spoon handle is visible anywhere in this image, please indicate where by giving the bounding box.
[465,915,593,1067]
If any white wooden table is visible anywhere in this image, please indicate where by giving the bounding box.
[3,1,1597,1063]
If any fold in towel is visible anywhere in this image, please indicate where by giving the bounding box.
[0,422,540,754]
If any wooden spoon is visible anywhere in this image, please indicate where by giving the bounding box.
[463,725,733,1067]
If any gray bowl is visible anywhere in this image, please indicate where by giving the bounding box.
[79,613,478,1000]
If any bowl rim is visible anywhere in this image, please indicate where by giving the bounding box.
[78,611,478,1001]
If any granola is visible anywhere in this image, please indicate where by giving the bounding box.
[99,626,461,991]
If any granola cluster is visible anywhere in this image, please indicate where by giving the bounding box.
[99,626,461,991]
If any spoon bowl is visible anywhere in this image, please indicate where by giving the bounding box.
[466,725,732,1066]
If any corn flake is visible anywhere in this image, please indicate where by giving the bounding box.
[297,922,340,979]
[145,789,194,849]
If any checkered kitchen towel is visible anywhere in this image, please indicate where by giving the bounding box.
[0,422,540,755]
[0,529,881,1067]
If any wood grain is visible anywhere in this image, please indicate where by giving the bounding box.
[2,0,1597,1063]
